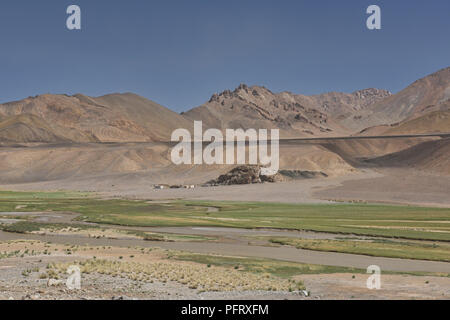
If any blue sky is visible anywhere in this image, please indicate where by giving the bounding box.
[0,0,449,112]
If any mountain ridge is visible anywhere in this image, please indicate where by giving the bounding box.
[0,92,192,143]
[0,67,448,144]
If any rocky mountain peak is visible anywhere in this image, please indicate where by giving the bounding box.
[353,88,392,99]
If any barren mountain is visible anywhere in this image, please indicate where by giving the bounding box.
[0,67,449,188]
[369,138,450,175]
[1,67,448,145]
[0,113,97,143]
[0,93,191,143]
[356,100,450,136]
[310,88,393,117]
[348,67,450,131]
[184,67,450,137]
[318,137,436,166]
[183,84,391,138]
[0,142,355,184]
[385,109,450,135]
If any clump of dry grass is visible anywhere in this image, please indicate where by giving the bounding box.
[49,259,304,292]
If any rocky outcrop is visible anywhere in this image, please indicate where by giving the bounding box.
[206,165,284,186]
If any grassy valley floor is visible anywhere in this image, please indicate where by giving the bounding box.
[0,190,449,299]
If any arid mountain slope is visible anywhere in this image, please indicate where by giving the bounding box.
[369,138,450,175]
[384,109,450,135]
[356,100,450,136]
[0,143,172,184]
[0,113,98,143]
[347,67,450,131]
[0,142,356,184]
[0,93,191,143]
[183,84,391,138]
[185,68,449,137]
[318,137,437,166]
[0,67,449,186]
[309,88,392,117]
[1,67,448,144]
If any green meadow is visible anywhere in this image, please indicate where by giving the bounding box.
[0,191,449,242]
[268,238,450,262]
